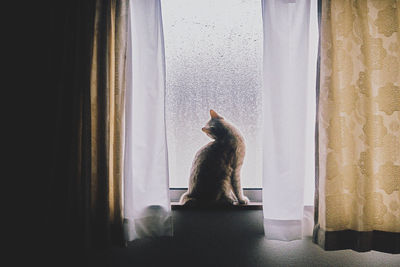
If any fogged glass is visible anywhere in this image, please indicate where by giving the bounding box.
[162,0,263,188]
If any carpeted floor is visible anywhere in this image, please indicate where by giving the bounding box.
[88,210,399,267]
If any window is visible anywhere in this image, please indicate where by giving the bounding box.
[162,0,263,189]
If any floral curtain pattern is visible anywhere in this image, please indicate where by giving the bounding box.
[315,0,400,253]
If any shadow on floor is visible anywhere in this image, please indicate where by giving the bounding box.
[96,210,400,267]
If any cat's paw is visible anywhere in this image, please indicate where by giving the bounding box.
[220,197,236,206]
[238,196,250,205]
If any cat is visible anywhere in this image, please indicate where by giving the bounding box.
[180,109,249,206]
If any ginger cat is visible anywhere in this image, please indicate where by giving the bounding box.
[180,110,249,206]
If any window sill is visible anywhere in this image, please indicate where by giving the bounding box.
[170,188,262,203]
[171,202,263,210]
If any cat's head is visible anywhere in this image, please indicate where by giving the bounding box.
[202,110,228,140]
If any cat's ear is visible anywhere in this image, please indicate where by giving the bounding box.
[210,109,223,119]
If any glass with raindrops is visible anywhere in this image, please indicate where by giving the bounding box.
[162,0,263,188]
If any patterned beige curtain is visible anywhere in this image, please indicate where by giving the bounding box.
[314,0,400,253]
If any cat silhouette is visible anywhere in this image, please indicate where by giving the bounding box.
[180,109,249,206]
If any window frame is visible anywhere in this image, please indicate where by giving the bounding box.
[162,0,264,190]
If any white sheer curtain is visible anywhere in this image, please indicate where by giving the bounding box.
[123,0,172,241]
[261,0,318,241]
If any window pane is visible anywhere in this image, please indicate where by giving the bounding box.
[162,0,263,188]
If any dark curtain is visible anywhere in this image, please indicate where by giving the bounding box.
[45,0,129,256]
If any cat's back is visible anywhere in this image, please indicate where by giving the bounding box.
[191,141,223,171]
[190,140,236,187]
[193,140,234,166]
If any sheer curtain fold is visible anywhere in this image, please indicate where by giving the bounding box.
[123,0,172,241]
[261,0,318,241]
[314,0,400,253]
